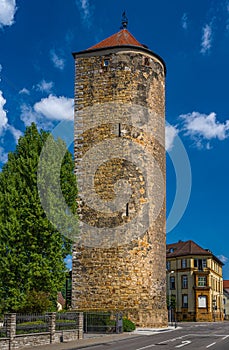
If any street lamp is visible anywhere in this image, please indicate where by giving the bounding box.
[167,270,175,325]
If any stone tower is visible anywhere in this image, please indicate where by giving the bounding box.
[72,21,167,327]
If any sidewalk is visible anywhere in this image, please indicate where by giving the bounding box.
[24,327,178,350]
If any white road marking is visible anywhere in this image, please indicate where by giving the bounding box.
[222,335,229,340]
[158,336,184,344]
[135,344,155,350]
[136,333,228,350]
[176,340,191,348]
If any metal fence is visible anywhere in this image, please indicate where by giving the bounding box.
[5,312,122,337]
[16,314,49,335]
[84,312,122,334]
[0,313,83,349]
[56,312,78,331]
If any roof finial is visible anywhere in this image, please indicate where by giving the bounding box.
[121,11,128,29]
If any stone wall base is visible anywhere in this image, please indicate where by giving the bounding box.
[0,331,83,350]
[176,311,224,322]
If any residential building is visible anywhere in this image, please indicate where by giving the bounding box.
[223,280,229,320]
[166,240,224,322]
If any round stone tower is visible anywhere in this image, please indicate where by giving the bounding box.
[72,22,167,327]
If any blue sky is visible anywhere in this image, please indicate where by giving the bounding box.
[1,0,229,277]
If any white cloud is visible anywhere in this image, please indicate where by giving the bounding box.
[0,0,17,28]
[76,0,93,27]
[217,255,229,264]
[20,104,39,126]
[34,95,74,121]
[0,89,22,143]
[181,13,188,30]
[36,80,54,93]
[50,50,65,70]
[20,103,54,130]
[0,90,8,135]
[180,111,229,148]
[165,124,179,151]
[19,87,30,95]
[200,24,213,54]
[7,124,22,142]
[0,146,8,163]
[20,95,74,129]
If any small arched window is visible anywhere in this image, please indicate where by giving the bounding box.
[102,58,110,70]
[144,57,150,66]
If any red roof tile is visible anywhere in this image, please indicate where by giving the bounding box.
[166,240,223,265]
[57,292,66,307]
[167,240,210,258]
[87,29,145,51]
[224,280,229,289]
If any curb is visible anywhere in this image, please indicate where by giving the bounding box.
[24,327,180,350]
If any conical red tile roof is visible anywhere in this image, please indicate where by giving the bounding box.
[87,29,145,51]
[72,28,166,74]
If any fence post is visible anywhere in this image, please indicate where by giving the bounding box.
[6,313,16,350]
[47,312,56,344]
[76,312,83,340]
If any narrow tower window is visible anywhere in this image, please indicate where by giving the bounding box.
[118,123,121,137]
[126,203,129,217]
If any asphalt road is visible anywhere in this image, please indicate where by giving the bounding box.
[73,322,229,350]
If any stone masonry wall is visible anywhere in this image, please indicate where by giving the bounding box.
[0,313,83,350]
[72,48,167,327]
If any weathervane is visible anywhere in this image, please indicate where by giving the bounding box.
[121,11,128,29]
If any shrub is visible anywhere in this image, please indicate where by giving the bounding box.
[16,290,52,314]
[123,317,136,332]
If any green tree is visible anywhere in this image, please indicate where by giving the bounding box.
[0,123,77,313]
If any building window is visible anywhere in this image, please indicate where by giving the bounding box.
[166,261,171,271]
[182,295,188,308]
[182,275,188,289]
[198,276,207,287]
[194,258,207,271]
[182,259,187,268]
[169,248,174,253]
[198,295,207,308]
[170,276,175,290]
